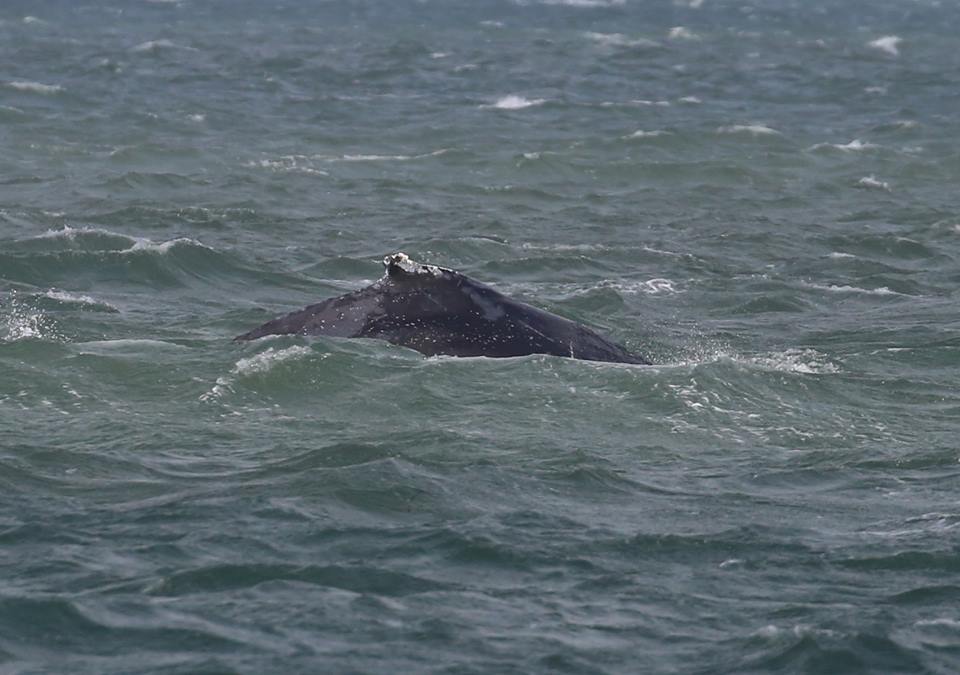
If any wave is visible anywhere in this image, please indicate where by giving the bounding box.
[625,129,671,139]
[809,139,879,152]
[486,95,546,110]
[590,278,680,295]
[1,292,64,343]
[745,349,841,374]
[201,346,315,401]
[717,124,781,136]
[667,26,700,40]
[856,175,890,190]
[22,226,211,256]
[39,290,119,313]
[534,0,625,6]
[6,80,62,95]
[131,39,196,53]
[801,282,902,296]
[868,35,902,56]
[0,227,266,291]
[584,32,661,49]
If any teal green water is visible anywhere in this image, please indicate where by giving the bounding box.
[2,1,959,672]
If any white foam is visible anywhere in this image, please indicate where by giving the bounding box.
[857,175,890,191]
[479,20,504,27]
[537,0,625,7]
[864,85,888,95]
[915,618,960,629]
[3,311,43,342]
[673,0,704,7]
[668,26,700,40]
[630,99,671,107]
[585,32,661,48]
[132,39,197,53]
[626,129,670,139]
[749,349,840,374]
[128,236,210,254]
[678,95,702,104]
[187,113,205,123]
[488,95,546,110]
[245,156,329,176]
[430,52,449,59]
[23,16,44,24]
[810,139,878,152]
[719,558,744,569]
[7,80,62,95]
[338,149,448,161]
[33,225,210,256]
[829,252,856,259]
[802,282,900,296]
[234,346,312,377]
[42,290,118,311]
[201,346,314,401]
[2,293,62,343]
[597,278,680,295]
[869,35,902,56]
[717,124,780,136]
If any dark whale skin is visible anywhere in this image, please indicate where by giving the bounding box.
[235,253,650,365]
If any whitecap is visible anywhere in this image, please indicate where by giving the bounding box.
[868,35,902,56]
[864,85,888,95]
[915,618,960,629]
[234,346,312,377]
[829,252,856,259]
[337,149,448,161]
[631,99,671,107]
[748,349,840,374]
[717,124,780,136]
[201,346,315,401]
[668,26,700,40]
[479,20,504,28]
[856,175,890,191]
[802,282,900,296]
[625,129,670,139]
[132,39,196,53]
[537,0,625,7]
[75,339,188,352]
[1,294,62,343]
[7,80,62,95]
[186,113,205,122]
[673,0,704,7]
[245,156,329,176]
[678,95,702,104]
[23,16,44,24]
[595,278,680,295]
[127,236,211,255]
[32,226,211,256]
[585,32,661,48]
[487,95,546,110]
[42,290,118,312]
[810,139,878,152]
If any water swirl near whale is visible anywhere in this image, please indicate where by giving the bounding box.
[236,253,650,365]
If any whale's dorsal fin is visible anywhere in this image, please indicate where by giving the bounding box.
[382,252,450,279]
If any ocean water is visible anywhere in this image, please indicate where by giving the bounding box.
[2,0,959,672]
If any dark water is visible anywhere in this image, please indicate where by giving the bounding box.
[2,1,959,672]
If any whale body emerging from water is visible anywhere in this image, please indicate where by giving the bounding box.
[235,253,650,365]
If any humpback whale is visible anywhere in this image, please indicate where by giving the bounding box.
[235,253,650,365]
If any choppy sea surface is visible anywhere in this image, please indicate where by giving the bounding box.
[2,0,959,672]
